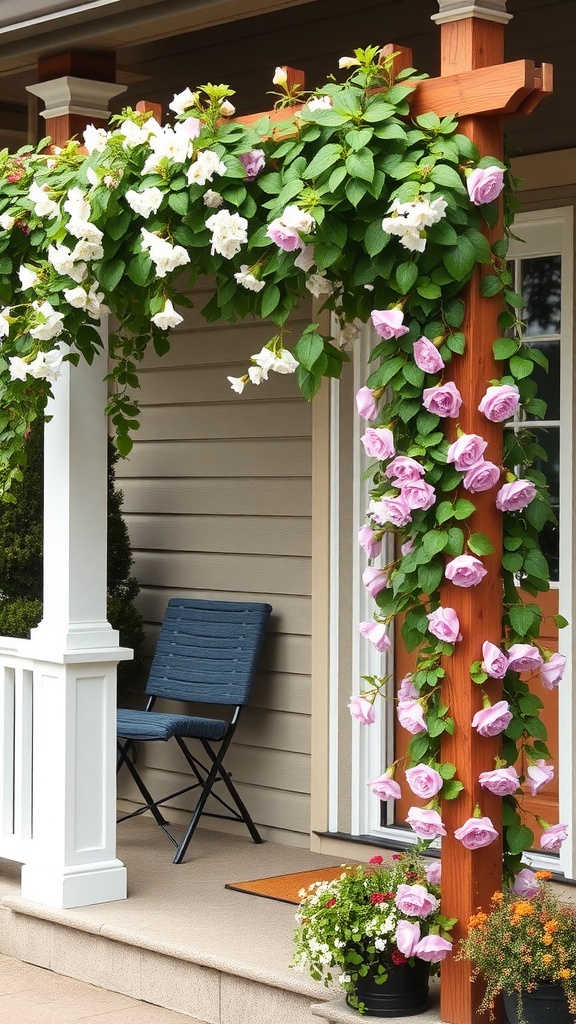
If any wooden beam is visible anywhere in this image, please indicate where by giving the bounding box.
[410,59,553,119]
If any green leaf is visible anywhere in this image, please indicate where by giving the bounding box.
[443,299,465,328]
[423,531,449,556]
[294,330,324,371]
[445,527,464,556]
[509,604,536,635]
[260,284,281,319]
[442,779,464,800]
[98,257,127,291]
[523,549,550,582]
[554,614,569,629]
[345,148,375,182]
[168,191,188,216]
[305,144,342,179]
[409,733,430,762]
[509,354,534,380]
[453,498,476,520]
[430,164,466,192]
[439,762,456,780]
[480,274,504,297]
[418,561,443,594]
[396,262,418,293]
[502,551,523,572]
[436,501,454,525]
[443,237,476,281]
[493,336,520,360]
[502,801,520,828]
[365,219,388,257]
[467,533,494,556]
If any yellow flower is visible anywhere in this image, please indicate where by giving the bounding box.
[544,919,559,933]
[535,870,553,880]
[542,934,554,946]
[559,969,572,980]
[468,912,488,929]
[491,891,504,904]
[542,953,553,966]
[511,901,534,917]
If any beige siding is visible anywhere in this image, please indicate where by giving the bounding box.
[116,284,314,845]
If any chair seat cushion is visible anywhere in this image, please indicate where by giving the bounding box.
[117,709,229,742]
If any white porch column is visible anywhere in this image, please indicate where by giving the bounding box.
[21,332,131,908]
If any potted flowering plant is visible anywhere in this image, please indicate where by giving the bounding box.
[457,869,576,1024]
[292,846,454,1016]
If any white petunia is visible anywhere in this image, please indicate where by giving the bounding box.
[28,347,63,381]
[18,265,39,290]
[187,149,227,187]
[294,245,315,272]
[86,167,100,187]
[63,187,91,222]
[48,243,87,282]
[70,239,103,263]
[64,285,89,309]
[338,56,361,69]
[169,88,197,115]
[305,272,334,298]
[83,124,109,154]
[28,181,59,219]
[0,309,10,337]
[306,95,332,111]
[151,299,183,330]
[118,116,162,149]
[248,364,268,384]
[234,265,265,292]
[0,213,15,230]
[203,190,223,208]
[273,348,299,374]
[272,67,288,86]
[141,125,190,174]
[140,228,190,277]
[219,99,235,117]
[125,187,164,218]
[227,375,247,393]
[205,209,248,260]
[29,301,65,341]
[66,217,103,243]
[9,356,28,381]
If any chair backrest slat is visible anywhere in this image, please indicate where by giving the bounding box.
[146,598,272,705]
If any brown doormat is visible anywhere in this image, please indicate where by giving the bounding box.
[225,865,350,905]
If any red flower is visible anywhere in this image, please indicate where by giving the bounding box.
[327,898,336,907]
[371,893,386,904]
[392,854,402,860]
[391,949,408,965]
[369,855,384,864]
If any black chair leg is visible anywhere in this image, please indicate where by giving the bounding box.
[117,741,171,830]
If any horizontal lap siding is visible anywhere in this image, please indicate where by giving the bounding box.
[115,288,314,843]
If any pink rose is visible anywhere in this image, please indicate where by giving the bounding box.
[239,149,266,180]
[401,479,436,511]
[541,652,567,689]
[413,336,444,374]
[472,700,512,736]
[467,165,505,206]
[361,426,395,460]
[397,699,427,735]
[454,816,499,850]
[398,675,418,701]
[401,538,415,556]
[463,460,501,493]
[266,220,301,251]
[540,823,568,851]
[370,308,409,339]
[447,434,488,471]
[358,525,382,558]
[395,920,421,957]
[386,456,425,484]
[422,381,463,418]
[512,868,539,897]
[362,566,389,597]
[478,766,520,796]
[406,806,447,840]
[478,383,520,422]
[369,495,412,528]
[526,760,554,796]
[356,386,379,420]
[405,764,443,799]
[359,620,391,652]
[427,606,461,643]
[348,695,376,724]
[413,935,452,962]
[395,883,438,917]
[495,479,537,512]
[445,554,487,588]
[425,860,441,885]
[368,773,402,800]
[481,641,508,679]
[506,644,544,673]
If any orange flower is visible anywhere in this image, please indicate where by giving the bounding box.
[535,870,553,880]
[491,891,504,904]
[544,919,559,933]
[542,934,553,946]
[468,912,488,929]
[542,953,553,966]
[559,969,572,980]
[511,901,535,917]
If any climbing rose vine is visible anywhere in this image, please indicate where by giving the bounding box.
[0,45,565,877]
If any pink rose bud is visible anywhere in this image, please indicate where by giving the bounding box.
[463,460,501,493]
[361,426,395,460]
[405,763,443,799]
[481,640,508,679]
[239,149,266,181]
[401,479,436,511]
[348,695,376,724]
[359,620,391,652]
[425,860,441,885]
[495,479,537,512]
[540,823,568,851]
[413,935,452,962]
[386,456,425,484]
[512,868,539,897]
[406,806,447,840]
[358,524,382,558]
[395,883,439,917]
[370,307,409,340]
[369,495,412,528]
[362,566,389,597]
[445,554,487,588]
[447,433,488,471]
[413,336,445,374]
[467,165,505,206]
[356,386,379,420]
[478,766,520,796]
[427,606,461,643]
[506,643,544,673]
[422,381,463,418]
[454,815,499,850]
[526,759,554,797]
[472,700,513,736]
[401,537,415,556]
[541,652,567,690]
[395,920,421,958]
[368,773,402,800]
[478,383,520,422]
[397,699,427,735]
[398,675,418,701]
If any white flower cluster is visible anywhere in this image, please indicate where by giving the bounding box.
[205,208,248,259]
[64,282,109,320]
[188,150,227,187]
[382,196,448,252]
[125,187,164,219]
[234,265,264,292]
[227,345,299,393]
[141,228,190,278]
[9,346,63,382]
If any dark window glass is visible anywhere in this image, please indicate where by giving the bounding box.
[523,340,561,422]
[525,426,560,583]
[521,256,561,337]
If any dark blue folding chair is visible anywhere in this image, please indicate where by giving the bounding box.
[117,597,272,863]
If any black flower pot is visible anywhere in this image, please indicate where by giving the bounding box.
[347,958,431,1017]
[503,984,576,1024]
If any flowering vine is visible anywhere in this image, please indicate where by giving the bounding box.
[0,46,565,880]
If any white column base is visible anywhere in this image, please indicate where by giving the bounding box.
[21,858,127,909]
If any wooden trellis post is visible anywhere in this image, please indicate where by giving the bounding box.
[399,3,552,1022]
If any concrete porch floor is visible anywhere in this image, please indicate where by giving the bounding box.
[0,818,442,1023]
